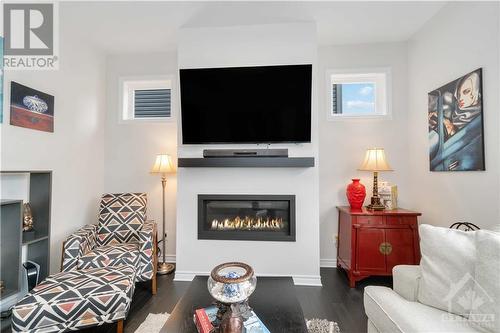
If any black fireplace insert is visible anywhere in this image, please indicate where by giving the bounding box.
[198,194,296,241]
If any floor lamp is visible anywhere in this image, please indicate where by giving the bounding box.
[151,154,175,275]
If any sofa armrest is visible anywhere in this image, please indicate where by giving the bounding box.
[61,224,97,272]
[392,265,421,301]
[139,221,156,252]
[137,221,157,280]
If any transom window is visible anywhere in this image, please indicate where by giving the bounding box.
[120,77,173,122]
[327,69,391,120]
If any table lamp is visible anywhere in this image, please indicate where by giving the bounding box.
[151,154,175,274]
[358,148,393,211]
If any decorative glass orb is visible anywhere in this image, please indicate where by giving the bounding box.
[208,262,257,304]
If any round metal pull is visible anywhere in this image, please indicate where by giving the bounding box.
[379,242,393,255]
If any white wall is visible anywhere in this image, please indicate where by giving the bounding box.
[175,22,321,285]
[0,7,106,273]
[104,53,178,259]
[407,2,500,230]
[318,42,411,265]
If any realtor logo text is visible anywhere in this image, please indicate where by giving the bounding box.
[3,3,59,70]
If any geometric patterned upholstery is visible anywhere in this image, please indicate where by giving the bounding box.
[62,193,156,283]
[11,265,136,333]
[77,243,140,270]
[97,193,147,246]
[135,221,155,282]
[61,224,98,272]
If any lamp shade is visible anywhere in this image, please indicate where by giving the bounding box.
[358,148,393,171]
[151,154,175,174]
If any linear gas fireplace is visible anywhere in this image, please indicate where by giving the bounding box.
[198,194,296,241]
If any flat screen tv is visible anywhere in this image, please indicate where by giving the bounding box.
[180,64,312,144]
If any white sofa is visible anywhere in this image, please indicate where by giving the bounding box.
[364,225,499,333]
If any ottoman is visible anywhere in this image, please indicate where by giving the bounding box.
[11,265,136,333]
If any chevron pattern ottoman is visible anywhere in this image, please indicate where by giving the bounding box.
[11,265,136,333]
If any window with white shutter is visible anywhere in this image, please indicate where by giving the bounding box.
[134,89,171,118]
[120,77,173,122]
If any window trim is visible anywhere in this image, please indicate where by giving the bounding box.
[326,67,392,121]
[118,75,175,124]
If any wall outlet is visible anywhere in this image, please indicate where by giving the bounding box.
[333,234,338,246]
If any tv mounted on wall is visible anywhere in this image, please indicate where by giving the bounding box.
[179,64,312,144]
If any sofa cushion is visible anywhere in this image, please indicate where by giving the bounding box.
[469,230,500,333]
[11,265,136,332]
[417,224,476,318]
[77,243,140,270]
[364,286,480,333]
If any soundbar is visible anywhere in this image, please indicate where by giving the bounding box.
[203,149,288,158]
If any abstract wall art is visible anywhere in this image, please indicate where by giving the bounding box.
[10,82,55,132]
[428,68,484,171]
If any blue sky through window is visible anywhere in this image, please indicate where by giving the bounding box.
[341,83,375,114]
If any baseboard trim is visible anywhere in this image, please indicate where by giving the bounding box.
[157,254,176,263]
[174,271,207,282]
[291,275,323,286]
[174,271,322,286]
[166,256,336,268]
[320,258,337,268]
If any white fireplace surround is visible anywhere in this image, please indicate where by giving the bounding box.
[174,22,321,286]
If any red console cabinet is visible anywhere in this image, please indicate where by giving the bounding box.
[336,206,421,288]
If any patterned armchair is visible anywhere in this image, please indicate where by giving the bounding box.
[61,193,157,294]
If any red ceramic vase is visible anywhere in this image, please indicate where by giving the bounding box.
[346,179,366,210]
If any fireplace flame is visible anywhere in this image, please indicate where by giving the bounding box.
[210,216,284,231]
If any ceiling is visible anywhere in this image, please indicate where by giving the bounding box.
[62,1,446,55]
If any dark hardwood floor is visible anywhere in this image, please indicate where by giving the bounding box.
[296,268,392,333]
[2,268,391,333]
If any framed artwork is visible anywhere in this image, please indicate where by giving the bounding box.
[0,37,3,123]
[428,68,484,171]
[10,82,54,132]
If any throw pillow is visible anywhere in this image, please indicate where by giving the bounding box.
[469,230,500,333]
[417,224,476,318]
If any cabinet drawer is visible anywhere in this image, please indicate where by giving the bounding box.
[386,216,417,225]
[356,216,384,226]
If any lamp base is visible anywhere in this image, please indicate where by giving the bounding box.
[157,262,175,275]
[367,196,386,211]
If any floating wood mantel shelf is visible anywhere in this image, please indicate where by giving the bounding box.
[178,157,315,168]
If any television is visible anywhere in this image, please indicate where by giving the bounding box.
[180,64,312,144]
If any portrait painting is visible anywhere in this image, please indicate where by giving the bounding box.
[428,69,484,171]
[10,82,55,132]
